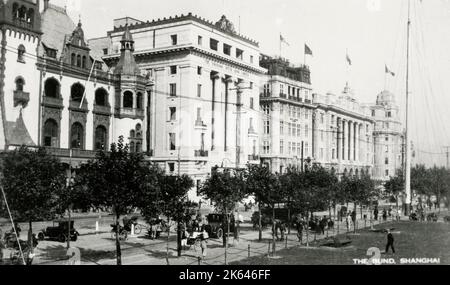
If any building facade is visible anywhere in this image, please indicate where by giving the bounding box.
[94,14,265,199]
[313,85,375,176]
[0,0,404,200]
[258,55,314,173]
[0,0,149,167]
[370,90,404,181]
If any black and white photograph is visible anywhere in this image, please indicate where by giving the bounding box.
[0,0,449,271]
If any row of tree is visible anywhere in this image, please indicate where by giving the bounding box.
[0,137,196,265]
[0,137,380,265]
[384,165,450,210]
[200,164,379,249]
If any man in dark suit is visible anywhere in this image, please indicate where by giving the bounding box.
[385,230,395,254]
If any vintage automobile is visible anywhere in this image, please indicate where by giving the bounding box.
[205,214,235,239]
[37,220,79,242]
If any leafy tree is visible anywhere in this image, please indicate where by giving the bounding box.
[384,170,404,210]
[199,167,246,249]
[245,164,280,242]
[0,146,66,265]
[75,136,160,265]
[142,174,195,260]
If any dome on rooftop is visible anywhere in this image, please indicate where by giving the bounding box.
[376,90,396,106]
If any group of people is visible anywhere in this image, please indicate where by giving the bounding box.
[373,206,402,222]
[293,215,335,243]
[180,217,209,260]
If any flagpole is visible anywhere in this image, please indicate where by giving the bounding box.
[384,68,387,91]
[279,33,282,58]
[346,49,349,87]
[304,43,306,66]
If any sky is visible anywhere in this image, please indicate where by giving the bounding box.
[54,0,450,167]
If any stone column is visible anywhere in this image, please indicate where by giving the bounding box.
[348,120,352,161]
[223,75,232,152]
[210,71,219,151]
[337,117,341,160]
[342,120,346,161]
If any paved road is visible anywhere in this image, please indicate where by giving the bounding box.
[2,207,447,265]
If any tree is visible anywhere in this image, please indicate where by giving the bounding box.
[0,146,67,265]
[142,174,195,261]
[384,170,404,211]
[199,167,246,264]
[75,136,160,265]
[245,165,280,242]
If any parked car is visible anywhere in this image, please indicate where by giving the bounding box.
[37,220,79,242]
[205,214,235,239]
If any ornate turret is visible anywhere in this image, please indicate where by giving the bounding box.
[376,90,396,106]
[114,25,141,76]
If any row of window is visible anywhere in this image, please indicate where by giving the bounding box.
[169,34,254,63]
[43,119,108,151]
[279,84,310,100]
[372,110,393,118]
[44,120,143,153]
[279,141,309,157]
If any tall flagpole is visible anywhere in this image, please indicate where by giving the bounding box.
[404,0,412,216]
[279,33,282,58]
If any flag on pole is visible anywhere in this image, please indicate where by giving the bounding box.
[305,44,313,56]
[385,64,395,76]
[280,34,290,46]
[346,53,352,66]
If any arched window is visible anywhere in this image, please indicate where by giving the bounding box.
[12,3,19,18]
[129,130,135,138]
[130,141,135,153]
[136,142,142,153]
[82,56,86,69]
[76,55,81,67]
[43,119,58,147]
[123,91,133,108]
[15,77,25,91]
[135,124,142,131]
[71,53,76,65]
[27,8,34,23]
[71,122,84,149]
[17,45,26,62]
[18,6,26,20]
[95,125,107,151]
[136,92,143,109]
[44,78,60,98]
[71,83,85,102]
[95,88,108,106]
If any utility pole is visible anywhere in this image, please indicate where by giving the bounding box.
[404,0,412,216]
[443,146,450,169]
[229,80,252,243]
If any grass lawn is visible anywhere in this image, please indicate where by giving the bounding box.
[232,220,450,265]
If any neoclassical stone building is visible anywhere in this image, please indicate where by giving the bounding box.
[0,0,150,167]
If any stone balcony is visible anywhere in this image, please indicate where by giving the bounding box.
[45,147,97,159]
[195,150,209,157]
[14,90,30,108]
[115,108,145,119]
[69,100,88,112]
[42,96,63,109]
[93,104,112,115]
[248,154,260,161]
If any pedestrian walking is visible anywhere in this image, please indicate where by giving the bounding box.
[296,219,304,243]
[397,209,401,221]
[385,229,395,254]
[199,228,209,260]
[0,238,4,264]
[382,209,387,221]
[346,214,351,232]
[374,207,379,221]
